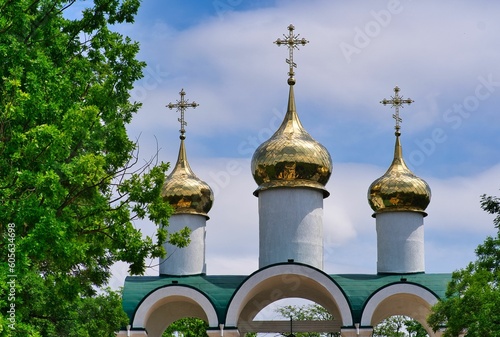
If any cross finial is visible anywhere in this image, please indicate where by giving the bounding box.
[380,86,414,135]
[274,24,309,85]
[166,89,199,139]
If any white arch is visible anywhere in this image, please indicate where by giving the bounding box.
[361,283,439,326]
[226,264,352,327]
[133,285,219,328]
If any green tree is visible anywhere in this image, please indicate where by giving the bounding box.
[159,318,257,337]
[162,317,209,337]
[404,318,429,337]
[0,0,188,335]
[274,303,339,337]
[275,304,427,337]
[373,316,406,337]
[373,316,428,337]
[38,287,129,336]
[428,194,500,337]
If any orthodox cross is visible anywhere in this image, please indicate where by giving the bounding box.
[166,89,199,139]
[380,86,414,134]
[274,24,309,84]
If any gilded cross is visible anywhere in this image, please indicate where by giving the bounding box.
[166,89,199,139]
[274,24,309,84]
[380,86,414,134]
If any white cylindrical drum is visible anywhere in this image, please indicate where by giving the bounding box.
[160,214,206,275]
[376,211,425,274]
[258,187,324,270]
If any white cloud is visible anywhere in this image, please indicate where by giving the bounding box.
[109,158,500,288]
[110,1,500,287]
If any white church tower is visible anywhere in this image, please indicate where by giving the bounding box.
[368,86,431,274]
[160,89,214,275]
[251,25,332,270]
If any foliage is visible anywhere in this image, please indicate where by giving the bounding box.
[275,303,427,337]
[404,318,429,337]
[0,0,188,335]
[373,316,406,337]
[23,287,129,337]
[276,303,334,322]
[373,316,428,337]
[428,193,500,337]
[162,317,209,337]
[159,318,257,337]
[155,305,429,337]
[275,303,339,337]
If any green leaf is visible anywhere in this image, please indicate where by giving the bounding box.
[0,1,181,334]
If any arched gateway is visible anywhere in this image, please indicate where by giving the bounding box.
[118,25,451,337]
[121,263,449,336]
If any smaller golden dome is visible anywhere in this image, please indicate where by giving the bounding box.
[251,85,332,197]
[162,137,213,219]
[368,133,431,215]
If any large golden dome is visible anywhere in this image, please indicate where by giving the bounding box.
[368,133,431,215]
[162,137,213,219]
[251,85,332,197]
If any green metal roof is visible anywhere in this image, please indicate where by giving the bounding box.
[123,274,247,322]
[330,273,451,322]
[122,272,452,325]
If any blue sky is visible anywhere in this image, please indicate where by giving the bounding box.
[110,0,500,287]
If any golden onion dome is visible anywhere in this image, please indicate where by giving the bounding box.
[251,84,332,197]
[368,132,431,215]
[162,137,214,219]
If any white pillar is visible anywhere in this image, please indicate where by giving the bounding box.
[376,211,425,274]
[258,187,324,269]
[160,213,207,275]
